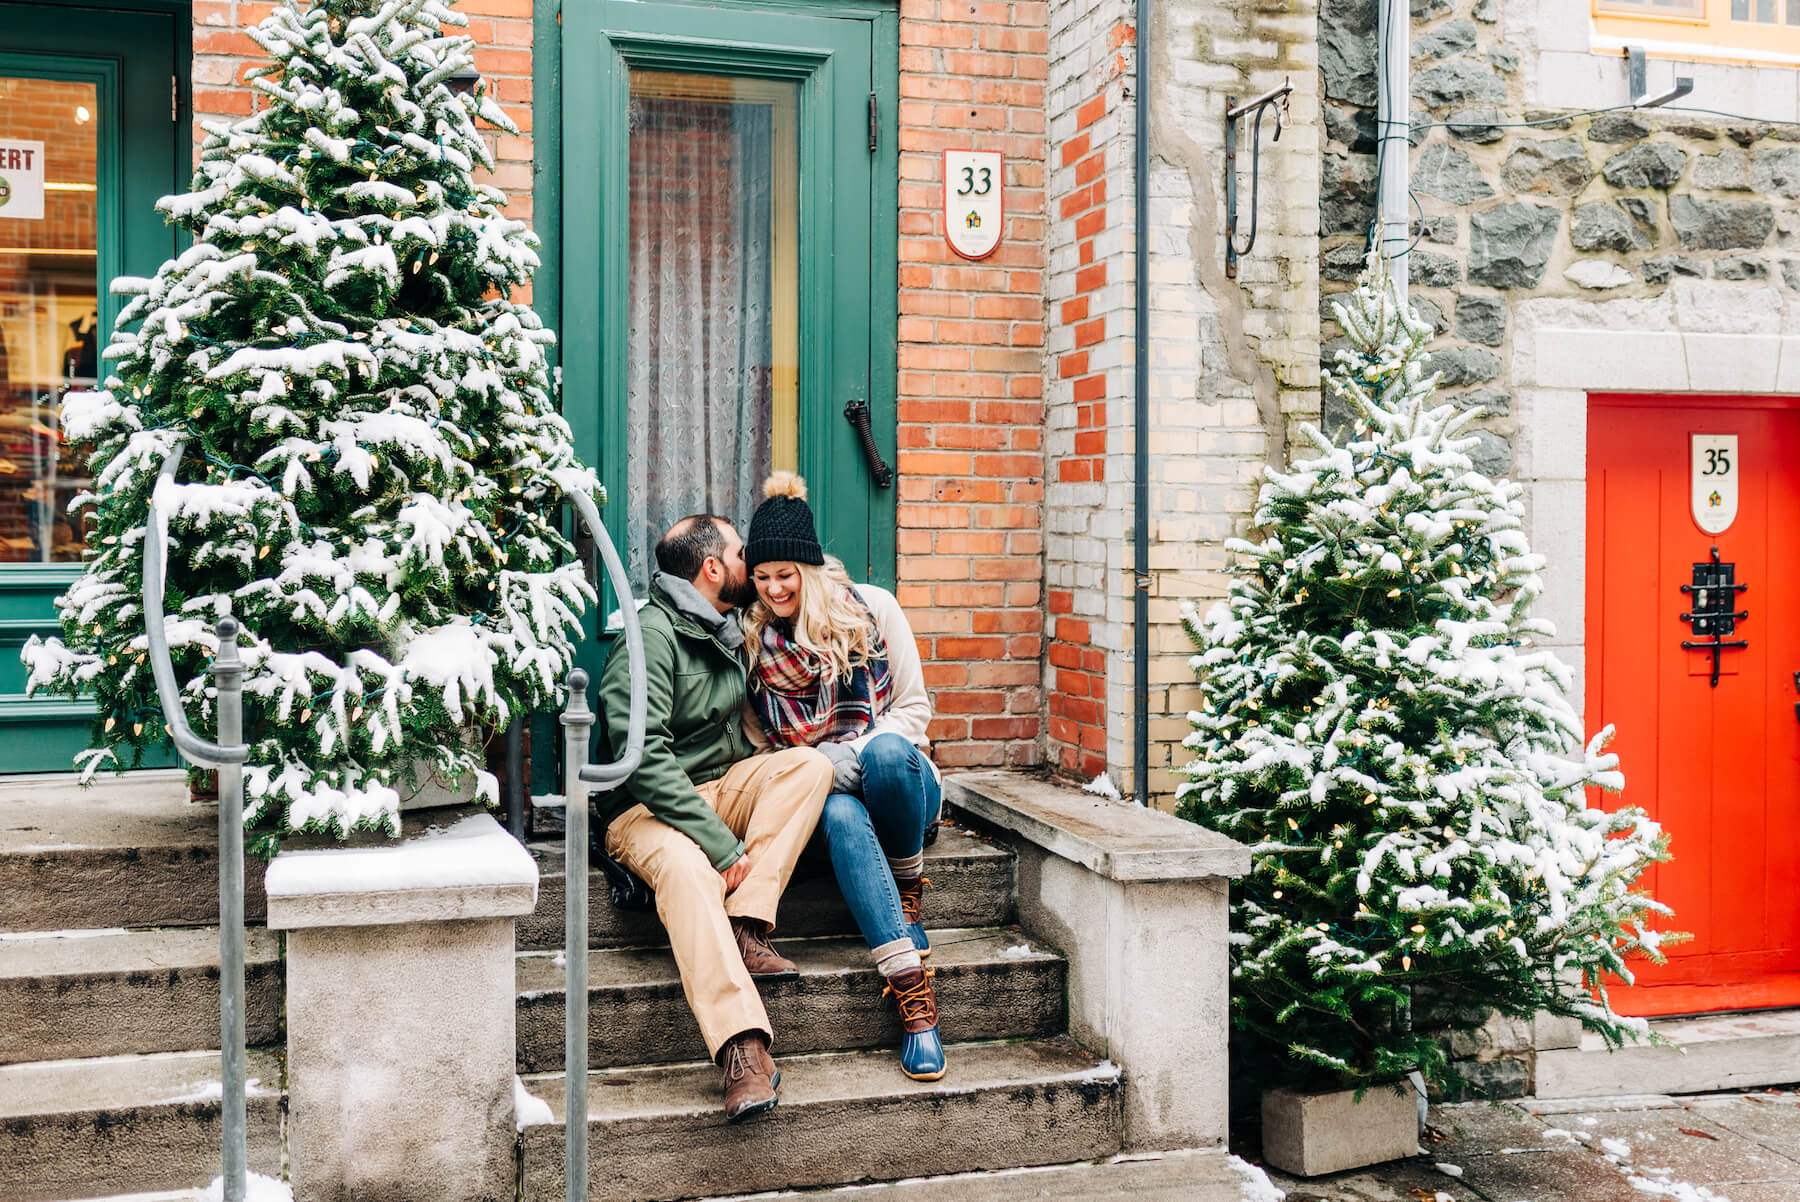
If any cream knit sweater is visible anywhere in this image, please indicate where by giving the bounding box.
[743,582,937,777]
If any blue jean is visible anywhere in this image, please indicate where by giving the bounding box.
[818,733,943,950]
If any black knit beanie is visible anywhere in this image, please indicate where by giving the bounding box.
[745,472,825,571]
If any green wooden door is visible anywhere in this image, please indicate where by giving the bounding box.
[0,4,184,772]
[562,0,898,618]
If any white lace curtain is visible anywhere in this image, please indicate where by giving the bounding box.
[624,94,775,587]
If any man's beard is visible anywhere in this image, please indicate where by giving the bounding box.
[720,574,758,609]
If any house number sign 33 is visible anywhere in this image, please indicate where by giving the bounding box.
[1691,433,1739,535]
[944,149,1003,260]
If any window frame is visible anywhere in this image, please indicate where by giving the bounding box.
[1592,0,1800,60]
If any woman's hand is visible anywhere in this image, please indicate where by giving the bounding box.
[820,742,863,795]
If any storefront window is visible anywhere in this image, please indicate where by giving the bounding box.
[623,69,799,586]
[0,74,98,564]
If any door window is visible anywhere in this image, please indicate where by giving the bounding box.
[623,70,799,586]
[0,73,98,563]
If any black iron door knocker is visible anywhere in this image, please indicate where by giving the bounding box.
[1680,546,1747,688]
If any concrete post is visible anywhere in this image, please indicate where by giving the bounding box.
[942,772,1250,1151]
[265,808,538,1202]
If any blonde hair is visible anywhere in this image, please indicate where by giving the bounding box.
[744,554,877,682]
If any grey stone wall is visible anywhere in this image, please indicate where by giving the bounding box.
[1320,0,1798,471]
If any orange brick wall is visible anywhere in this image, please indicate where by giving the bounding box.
[893,0,1049,771]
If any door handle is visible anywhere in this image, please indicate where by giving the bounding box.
[844,399,894,489]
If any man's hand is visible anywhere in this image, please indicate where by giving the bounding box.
[721,853,754,893]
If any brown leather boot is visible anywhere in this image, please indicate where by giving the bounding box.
[732,916,798,977]
[717,1030,779,1122]
[896,875,931,958]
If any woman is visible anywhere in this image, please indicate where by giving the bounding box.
[740,471,946,1081]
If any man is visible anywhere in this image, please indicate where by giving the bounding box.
[595,514,831,1122]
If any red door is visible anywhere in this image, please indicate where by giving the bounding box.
[1588,395,1800,1017]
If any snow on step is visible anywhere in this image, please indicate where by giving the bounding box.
[0,926,283,1064]
[0,1049,284,1202]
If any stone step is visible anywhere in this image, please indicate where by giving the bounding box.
[517,1037,1123,1202]
[0,927,284,1065]
[1534,1007,1800,1098]
[0,774,269,932]
[515,927,1065,1073]
[518,826,1014,952]
[690,1149,1260,1201]
[0,1048,285,1202]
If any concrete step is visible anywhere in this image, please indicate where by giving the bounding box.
[0,774,269,932]
[518,1037,1123,1202]
[1534,1007,1800,1098]
[690,1149,1260,1201]
[0,926,284,1066]
[515,927,1065,1073]
[0,1048,285,1202]
[518,826,1014,952]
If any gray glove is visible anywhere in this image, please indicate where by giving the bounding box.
[819,742,863,795]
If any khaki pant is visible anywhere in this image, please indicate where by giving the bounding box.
[604,746,831,1059]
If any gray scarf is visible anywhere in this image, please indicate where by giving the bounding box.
[653,571,744,651]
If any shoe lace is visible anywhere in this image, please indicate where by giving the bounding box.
[898,876,931,925]
[723,1039,756,1084]
[734,920,770,958]
[882,968,938,1025]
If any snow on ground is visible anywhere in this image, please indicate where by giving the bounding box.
[998,943,1036,959]
[513,1075,553,1129]
[262,812,536,896]
[1081,773,1123,801]
[1227,1154,1286,1202]
[1592,1135,1733,1201]
[197,1172,291,1201]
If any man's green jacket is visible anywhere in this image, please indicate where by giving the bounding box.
[596,579,754,870]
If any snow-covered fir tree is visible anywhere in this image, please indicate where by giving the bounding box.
[21,0,598,852]
[1178,261,1677,1093]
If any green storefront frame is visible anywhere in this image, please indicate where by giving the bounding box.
[0,2,189,773]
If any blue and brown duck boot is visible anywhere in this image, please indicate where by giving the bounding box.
[882,966,946,1081]
[896,874,930,958]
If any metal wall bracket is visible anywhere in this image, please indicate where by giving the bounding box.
[1627,46,1693,109]
[1224,79,1293,280]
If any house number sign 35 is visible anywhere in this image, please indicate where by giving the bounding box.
[1691,433,1739,535]
[944,149,1003,260]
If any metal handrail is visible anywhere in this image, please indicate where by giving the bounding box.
[142,437,250,1202]
[557,486,646,1202]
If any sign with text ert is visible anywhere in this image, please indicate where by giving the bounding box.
[944,149,1002,260]
[0,140,46,221]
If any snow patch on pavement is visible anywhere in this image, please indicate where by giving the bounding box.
[197,1172,291,1201]
[1227,1154,1285,1201]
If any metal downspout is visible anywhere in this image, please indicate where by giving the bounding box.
[1133,0,1151,806]
[1378,0,1410,300]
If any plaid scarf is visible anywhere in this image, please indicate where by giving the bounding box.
[750,590,893,748]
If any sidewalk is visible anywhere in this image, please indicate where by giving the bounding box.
[1257,1088,1800,1202]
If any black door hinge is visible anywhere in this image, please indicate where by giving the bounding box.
[868,92,878,152]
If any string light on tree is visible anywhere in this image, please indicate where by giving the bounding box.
[1175,257,1680,1094]
[20,0,602,855]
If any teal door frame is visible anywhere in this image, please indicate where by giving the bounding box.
[0,3,188,772]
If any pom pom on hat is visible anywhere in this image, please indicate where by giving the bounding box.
[763,471,808,501]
